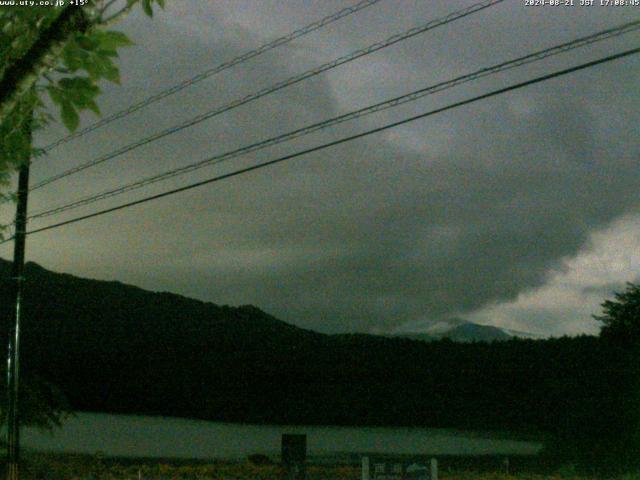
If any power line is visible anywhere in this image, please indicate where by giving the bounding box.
[39,0,385,153]
[31,0,505,191]
[27,20,640,221]
[13,46,638,241]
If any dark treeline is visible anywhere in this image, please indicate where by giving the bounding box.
[0,260,638,472]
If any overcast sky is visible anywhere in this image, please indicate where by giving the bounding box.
[1,0,638,336]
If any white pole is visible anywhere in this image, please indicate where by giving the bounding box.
[362,456,370,480]
[430,458,438,480]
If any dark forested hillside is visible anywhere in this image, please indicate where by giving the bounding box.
[0,259,637,470]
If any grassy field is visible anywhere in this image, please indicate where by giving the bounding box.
[13,453,636,480]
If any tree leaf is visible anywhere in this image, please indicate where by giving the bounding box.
[84,99,100,115]
[100,62,121,85]
[46,85,64,106]
[61,40,90,72]
[76,34,100,52]
[142,0,153,17]
[58,77,100,105]
[60,101,79,132]
[95,30,134,51]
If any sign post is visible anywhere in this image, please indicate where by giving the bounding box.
[281,434,306,480]
[362,456,370,480]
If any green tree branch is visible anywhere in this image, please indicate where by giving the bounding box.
[0,5,92,126]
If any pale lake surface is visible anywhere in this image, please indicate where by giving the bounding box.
[19,412,543,460]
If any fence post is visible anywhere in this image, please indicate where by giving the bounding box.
[361,456,370,480]
[430,458,438,480]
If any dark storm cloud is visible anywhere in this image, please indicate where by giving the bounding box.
[5,0,638,334]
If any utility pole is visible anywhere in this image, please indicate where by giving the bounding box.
[5,121,31,480]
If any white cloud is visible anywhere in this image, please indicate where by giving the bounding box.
[467,212,640,336]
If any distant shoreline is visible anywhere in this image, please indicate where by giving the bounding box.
[19,412,543,461]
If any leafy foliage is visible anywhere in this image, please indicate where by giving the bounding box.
[594,282,640,343]
[47,27,135,130]
[0,370,72,431]
[0,87,36,201]
[0,0,165,427]
[0,0,165,194]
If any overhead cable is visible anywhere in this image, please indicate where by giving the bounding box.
[31,0,505,190]
[27,20,640,221]
[12,46,638,240]
[40,0,386,152]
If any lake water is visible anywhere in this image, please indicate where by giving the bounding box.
[20,412,542,460]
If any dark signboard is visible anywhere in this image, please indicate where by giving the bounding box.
[281,434,306,465]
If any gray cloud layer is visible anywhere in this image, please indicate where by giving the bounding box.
[3,0,638,334]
